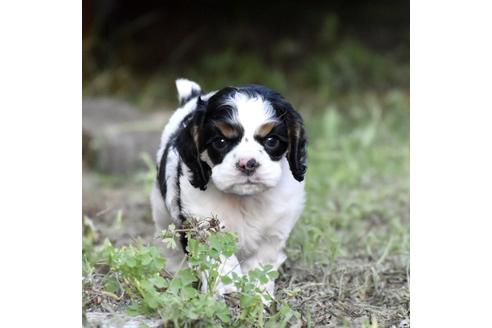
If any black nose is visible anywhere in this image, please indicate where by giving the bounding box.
[237,158,260,175]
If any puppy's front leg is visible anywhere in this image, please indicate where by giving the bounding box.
[242,240,287,301]
[212,253,243,296]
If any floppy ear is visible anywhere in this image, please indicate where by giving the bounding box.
[175,97,211,190]
[277,101,307,182]
[286,110,307,181]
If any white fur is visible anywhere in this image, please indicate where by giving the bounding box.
[151,79,305,298]
[175,78,201,103]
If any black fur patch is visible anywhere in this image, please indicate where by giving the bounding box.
[176,160,183,218]
[254,122,289,161]
[157,142,172,198]
[175,104,212,190]
[203,123,242,165]
[179,231,188,254]
[175,160,189,253]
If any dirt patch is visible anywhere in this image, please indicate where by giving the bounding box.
[83,171,155,247]
[275,258,409,327]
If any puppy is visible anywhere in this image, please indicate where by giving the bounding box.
[150,79,307,297]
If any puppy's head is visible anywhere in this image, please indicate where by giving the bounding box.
[176,82,306,195]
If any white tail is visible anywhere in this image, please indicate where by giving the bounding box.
[175,78,201,106]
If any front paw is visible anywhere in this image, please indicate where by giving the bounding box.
[215,280,238,297]
[260,280,275,306]
[214,254,242,297]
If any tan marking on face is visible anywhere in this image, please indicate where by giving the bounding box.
[255,121,277,137]
[214,121,240,139]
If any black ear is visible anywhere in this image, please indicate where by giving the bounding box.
[286,109,307,181]
[175,98,211,190]
[275,100,307,182]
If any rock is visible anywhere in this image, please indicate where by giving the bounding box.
[83,98,172,174]
[84,312,163,328]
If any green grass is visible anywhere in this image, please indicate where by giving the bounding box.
[288,90,409,266]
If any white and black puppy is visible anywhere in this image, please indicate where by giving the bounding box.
[150,79,307,296]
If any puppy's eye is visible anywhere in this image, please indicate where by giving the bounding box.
[212,138,229,151]
[264,136,280,150]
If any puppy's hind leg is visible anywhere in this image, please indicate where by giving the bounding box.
[150,182,186,273]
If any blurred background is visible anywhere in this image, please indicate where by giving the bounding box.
[83,0,408,108]
[83,1,409,326]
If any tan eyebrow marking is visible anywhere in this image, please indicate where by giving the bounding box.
[255,121,277,137]
[214,121,240,139]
